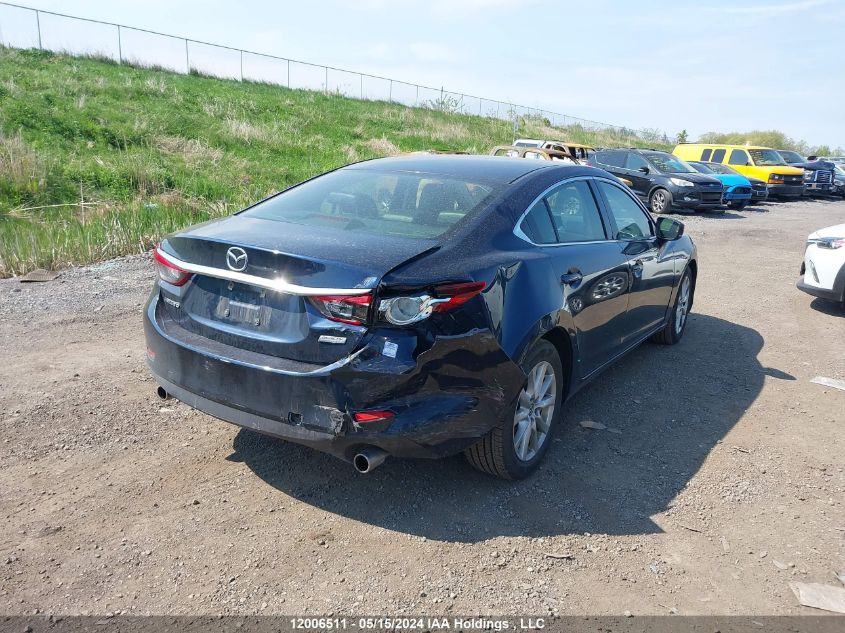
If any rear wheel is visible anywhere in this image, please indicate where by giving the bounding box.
[650,188,673,214]
[465,340,564,480]
[652,268,693,345]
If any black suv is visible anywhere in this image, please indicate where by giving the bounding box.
[587,149,724,214]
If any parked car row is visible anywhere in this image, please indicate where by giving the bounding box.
[500,139,843,214]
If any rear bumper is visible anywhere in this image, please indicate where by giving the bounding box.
[144,293,523,461]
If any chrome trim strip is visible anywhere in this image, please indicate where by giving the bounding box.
[156,248,373,296]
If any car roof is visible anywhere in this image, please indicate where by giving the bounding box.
[345,154,597,184]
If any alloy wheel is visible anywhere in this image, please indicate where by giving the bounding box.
[675,275,691,335]
[513,360,556,462]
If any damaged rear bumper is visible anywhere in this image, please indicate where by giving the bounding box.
[144,295,524,462]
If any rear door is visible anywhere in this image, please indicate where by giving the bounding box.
[623,152,653,200]
[594,179,676,342]
[517,178,631,377]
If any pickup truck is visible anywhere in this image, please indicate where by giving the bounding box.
[776,150,835,195]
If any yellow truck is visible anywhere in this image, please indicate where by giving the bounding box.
[673,144,804,198]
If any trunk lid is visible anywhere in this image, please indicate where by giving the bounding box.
[160,215,437,364]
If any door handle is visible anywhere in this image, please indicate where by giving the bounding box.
[561,271,583,287]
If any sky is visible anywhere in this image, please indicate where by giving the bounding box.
[1,0,843,149]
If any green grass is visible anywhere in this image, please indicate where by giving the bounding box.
[0,46,669,276]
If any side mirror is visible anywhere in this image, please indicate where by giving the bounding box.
[746,161,753,167]
[656,217,684,241]
[638,166,649,174]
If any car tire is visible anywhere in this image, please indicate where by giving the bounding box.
[465,339,564,480]
[652,268,693,345]
[730,200,749,210]
[650,188,673,214]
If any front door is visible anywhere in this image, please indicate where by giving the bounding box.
[594,180,677,342]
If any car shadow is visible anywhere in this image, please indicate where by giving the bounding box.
[810,297,845,317]
[231,314,786,542]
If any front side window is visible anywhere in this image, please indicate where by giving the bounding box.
[729,149,750,165]
[544,181,607,242]
[646,153,696,174]
[242,169,499,239]
[597,181,654,240]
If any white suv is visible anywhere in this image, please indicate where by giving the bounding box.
[798,223,845,306]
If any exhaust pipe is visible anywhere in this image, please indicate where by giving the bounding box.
[353,447,388,474]
[156,386,171,400]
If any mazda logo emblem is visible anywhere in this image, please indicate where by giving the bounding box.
[226,247,248,272]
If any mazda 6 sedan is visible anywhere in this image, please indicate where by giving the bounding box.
[145,155,697,479]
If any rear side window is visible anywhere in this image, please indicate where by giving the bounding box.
[700,149,712,161]
[712,149,726,163]
[625,154,650,170]
[729,149,749,165]
[595,151,626,168]
[597,181,654,240]
[242,169,499,239]
[544,181,606,242]
[519,205,557,244]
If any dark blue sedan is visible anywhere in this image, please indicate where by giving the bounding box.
[145,155,697,479]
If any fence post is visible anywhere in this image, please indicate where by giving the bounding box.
[35,9,42,49]
[287,60,290,88]
[116,25,122,63]
[389,79,392,102]
[415,84,419,106]
[325,66,328,93]
[184,39,189,73]
[239,50,243,81]
[360,74,363,99]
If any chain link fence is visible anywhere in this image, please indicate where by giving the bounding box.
[0,1,671,145]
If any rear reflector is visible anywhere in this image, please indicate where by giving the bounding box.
[353,410,395,423]
[154,247,192,287]
[309,293,373,325]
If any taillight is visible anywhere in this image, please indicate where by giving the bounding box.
[352,410,395,423]
[153,247,192,287]
[309,294,373,325]
[378,281,486,326]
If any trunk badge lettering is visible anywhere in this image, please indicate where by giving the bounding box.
[318,335,347,345]
[163,296,181,309]
[226,247,248,272]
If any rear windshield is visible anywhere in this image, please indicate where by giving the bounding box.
[242,169,499,239]
[647,154,696,174]
[748,149,787,166]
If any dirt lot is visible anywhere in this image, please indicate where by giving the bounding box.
[1,198,843,617]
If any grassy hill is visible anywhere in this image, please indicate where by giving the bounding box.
[0,46,667,276]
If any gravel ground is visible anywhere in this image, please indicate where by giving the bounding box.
[0,198,843,616]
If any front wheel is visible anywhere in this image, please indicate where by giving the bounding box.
[652,268,693,345]
[729,200,749,210]
[465,339,564,480]
[650,188,673,214]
